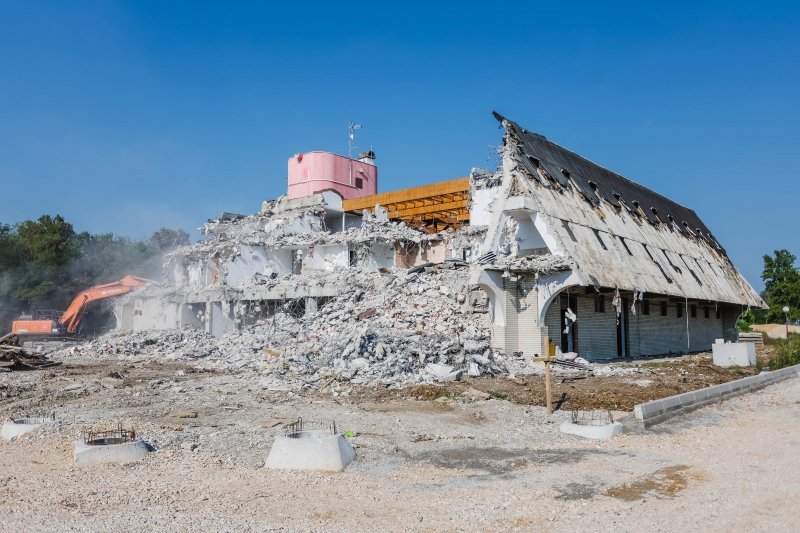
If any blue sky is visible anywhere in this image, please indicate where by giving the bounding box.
[1,1,798,290]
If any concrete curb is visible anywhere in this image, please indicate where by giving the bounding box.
[633,364,800,428]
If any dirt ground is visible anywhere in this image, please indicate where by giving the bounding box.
[363,356,757,411]
[1,355,798,531]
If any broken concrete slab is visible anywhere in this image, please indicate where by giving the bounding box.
[425,363,463,382]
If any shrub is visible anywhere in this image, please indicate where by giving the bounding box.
[759,333,800,370]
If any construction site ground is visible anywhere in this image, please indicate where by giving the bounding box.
[1,353,797,531]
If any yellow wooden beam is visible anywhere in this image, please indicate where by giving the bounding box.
[342,177,470,212]
[387,199,469,219]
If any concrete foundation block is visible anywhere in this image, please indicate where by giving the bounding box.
[73,439,151,466]
[266,430,355,472]
[1,418,46,441]
[559,420,623,440]
[712,341,756,367]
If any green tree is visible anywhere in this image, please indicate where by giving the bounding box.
[0,214,189,336]
[149,227,190,251]
[761,249,800,323]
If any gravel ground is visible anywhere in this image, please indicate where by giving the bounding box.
[1,359,798,531]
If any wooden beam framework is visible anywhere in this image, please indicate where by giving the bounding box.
[342,177,470,233]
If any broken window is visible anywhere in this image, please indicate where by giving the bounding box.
[704,306,710,319]
[660,301,667,316]
[619,236,633,256]
[694,257,706,273]
[676,303,683,318]
[642,299,650,315]
[662,249,682,274]
[594,294,605,313]
[644,244,672,283]
[592,229,607,250]
[561,220,577,242]
[690,305,697,318]
[348,249,357,267]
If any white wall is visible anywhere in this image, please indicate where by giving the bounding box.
[470,187,500,226]
[364,243,395,270]
[303,244,349,272]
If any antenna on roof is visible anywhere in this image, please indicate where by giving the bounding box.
[348,122,362,158]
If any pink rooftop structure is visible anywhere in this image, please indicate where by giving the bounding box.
[286,151,378,200]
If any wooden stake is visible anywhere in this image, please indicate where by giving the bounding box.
[545,359,553,416]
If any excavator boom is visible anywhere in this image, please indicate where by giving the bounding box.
[11,275,152,336]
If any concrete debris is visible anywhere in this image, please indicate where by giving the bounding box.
[487,254,572,274]
[54,266,511,388]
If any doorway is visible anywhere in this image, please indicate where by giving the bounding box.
[616,296,630,357]
[559,293,578,353]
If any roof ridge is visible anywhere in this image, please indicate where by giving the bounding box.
[527,130,698,216]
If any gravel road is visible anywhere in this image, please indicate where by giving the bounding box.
[0,360,797,531]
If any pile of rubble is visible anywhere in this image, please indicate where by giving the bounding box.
[0,334,62,372]
[53,264,515,387]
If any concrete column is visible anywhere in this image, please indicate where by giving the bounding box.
[204,301,213,334]
[305,297,318,314]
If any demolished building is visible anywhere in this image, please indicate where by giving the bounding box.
[113,113,764,375]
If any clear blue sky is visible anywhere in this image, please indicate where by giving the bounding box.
[1,1,798,290]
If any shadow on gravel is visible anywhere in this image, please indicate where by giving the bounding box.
[416,447,627,475]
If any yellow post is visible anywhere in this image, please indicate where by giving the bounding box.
[544,358,553,416]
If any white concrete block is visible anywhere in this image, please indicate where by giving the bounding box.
[73,439,151,466]
[559,420,623,440]
[712,341,756,367]
[1,418,46,441]
[266,430,355,472]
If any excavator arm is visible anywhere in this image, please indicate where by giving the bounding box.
[59,275,152,334]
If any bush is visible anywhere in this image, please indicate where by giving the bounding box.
[759,333,800,370]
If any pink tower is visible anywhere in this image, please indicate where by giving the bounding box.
[287,151,377,200]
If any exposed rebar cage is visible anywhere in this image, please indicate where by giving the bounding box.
[570,410,614,425]
[81,423,136,446]
[283,417,338,437]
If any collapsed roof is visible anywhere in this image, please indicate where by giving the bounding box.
[493,112,764,308]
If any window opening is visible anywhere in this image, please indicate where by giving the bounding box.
[595,294,605,313]
[561,220,577,242]
[592,229,607,250]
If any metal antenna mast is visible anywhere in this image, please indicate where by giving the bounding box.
[348,121,362,158]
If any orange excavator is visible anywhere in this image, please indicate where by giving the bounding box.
[11,275,151,337]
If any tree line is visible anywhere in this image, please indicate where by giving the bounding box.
[741,249,800,327]
[0,214,188,333]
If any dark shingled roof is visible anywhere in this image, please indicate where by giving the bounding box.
[494,112,721,250]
